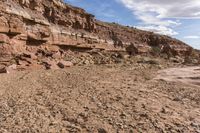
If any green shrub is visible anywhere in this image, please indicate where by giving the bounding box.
[151,46,161,56]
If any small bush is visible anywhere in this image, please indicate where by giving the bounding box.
[151,46,161,56]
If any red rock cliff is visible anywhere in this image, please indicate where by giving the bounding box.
[0,0,193,67]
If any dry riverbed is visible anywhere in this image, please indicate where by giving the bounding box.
[0,62,200,133]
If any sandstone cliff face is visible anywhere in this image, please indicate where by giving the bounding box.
[0,0,193,71]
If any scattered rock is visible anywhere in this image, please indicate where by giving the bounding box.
[22,52,38,60]
[170,57,184,63]
[184,57,199,64]
[52,51,62,59]
[98,128,107,133]
[83,60,90,65]
[137,57,159,65]
[0,66,7,73]
[57,60,73,68]
[43,60,59,70]
[0,64,17,74]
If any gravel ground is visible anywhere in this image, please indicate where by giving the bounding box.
[0,63,200,133]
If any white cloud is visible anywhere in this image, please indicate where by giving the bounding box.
[137,25,178,36]
[184,36,200,39]
[117,0,200,36]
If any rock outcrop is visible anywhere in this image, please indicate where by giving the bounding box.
[0,0,194,72]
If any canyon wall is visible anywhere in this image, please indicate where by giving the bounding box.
[0,0,194,71]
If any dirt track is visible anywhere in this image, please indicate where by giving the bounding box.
[0,63,200,133]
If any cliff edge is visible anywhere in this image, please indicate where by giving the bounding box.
[0,0,195,72]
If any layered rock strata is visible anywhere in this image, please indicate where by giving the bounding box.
[0,0,193,72]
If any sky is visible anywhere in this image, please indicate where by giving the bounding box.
[65,0,200,49]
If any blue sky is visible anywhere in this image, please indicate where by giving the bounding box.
[65,0,200,49]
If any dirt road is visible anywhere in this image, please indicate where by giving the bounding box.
[0,64,200,133]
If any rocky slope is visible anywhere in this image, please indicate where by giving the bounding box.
[0,0,194,72]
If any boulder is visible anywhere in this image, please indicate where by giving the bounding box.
[0,66,7,73]
[57,60,73,68]
[22,52,38,60]
[43,60,60,70]
[0,64,17,74]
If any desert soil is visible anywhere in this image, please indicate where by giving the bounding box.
[0,62,200,133]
